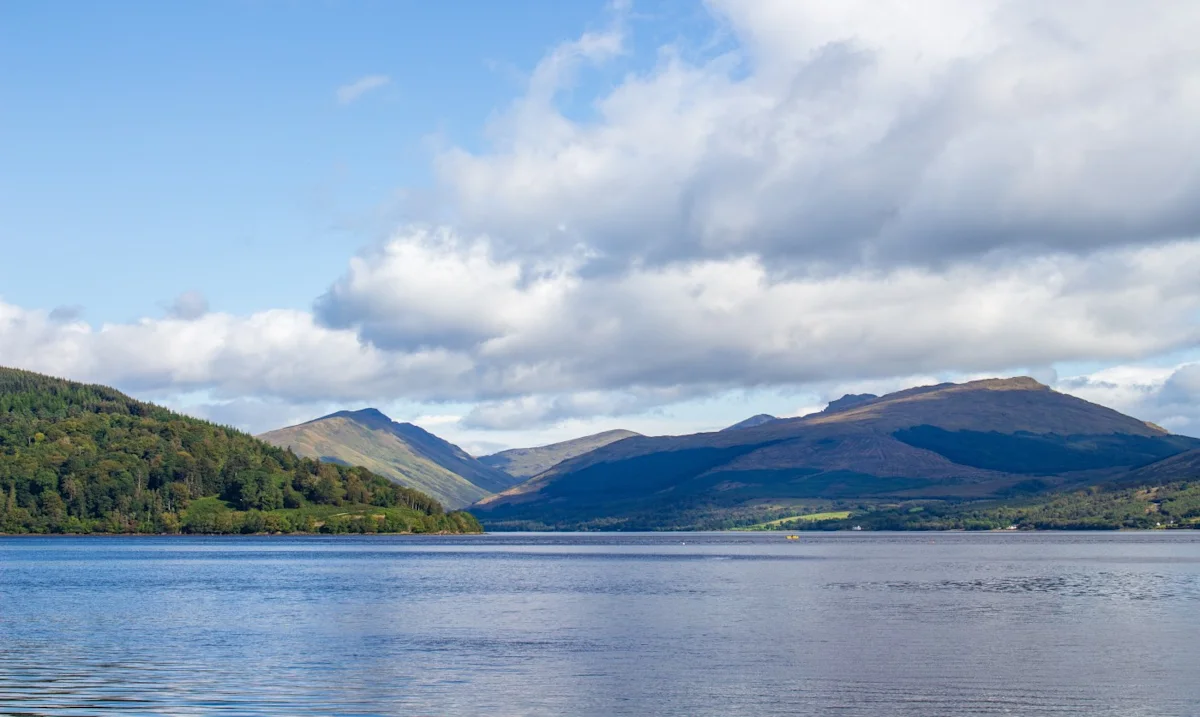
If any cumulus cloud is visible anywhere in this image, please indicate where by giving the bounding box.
[438,0,1200,270]
[315,226,581,351]
[336,75,390,104]
[0,300,471,403]
[318,230,1200,406]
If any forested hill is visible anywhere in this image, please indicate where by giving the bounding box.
[0,367,481,534]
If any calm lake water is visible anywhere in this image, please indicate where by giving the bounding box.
[2,532,1200,716]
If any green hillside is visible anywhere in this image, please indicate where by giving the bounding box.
[0,367,480,534]
[259,408,520,509]
[474,377,1200,530]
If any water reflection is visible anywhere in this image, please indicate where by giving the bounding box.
[2,533,1199,716]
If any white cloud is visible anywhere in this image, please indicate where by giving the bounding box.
[315,226,581,351]
[318,230,1200,410]
[438,0,1200,270]
[0,300,471,404]
[336,75,390,105]
[461,386,707,429]
[165,395,334,435]
[1058,361,1200,436]
[412,413,462,427]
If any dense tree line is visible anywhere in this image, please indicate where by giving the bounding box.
[0,368,481,534]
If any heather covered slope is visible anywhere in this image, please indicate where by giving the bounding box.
[260,408,519,509]
[480,429,641,480]
[0,367,479,535]
[474,377,1200,529]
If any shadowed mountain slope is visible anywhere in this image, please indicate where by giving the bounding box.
[1117,448,1200,487]
[474,377,1200,529]
[260,409,519,509]
[480,429,640,480]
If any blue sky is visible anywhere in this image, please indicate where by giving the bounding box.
[1,1,630,320]
[2,1,1199,452]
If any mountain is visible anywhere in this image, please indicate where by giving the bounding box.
[820,393,878,413]
[1117,448,1200,487]
[0,367,479,535]
[474,377,1200,530]
[259,408,520,509]
[721,394,882,432]
[480,429,641,480]
[722,414,779,431]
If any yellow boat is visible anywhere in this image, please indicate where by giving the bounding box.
[785,535,800,540]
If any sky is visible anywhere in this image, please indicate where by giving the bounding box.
[2,0,1200,455]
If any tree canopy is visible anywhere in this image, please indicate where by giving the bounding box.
[0,367,481,534]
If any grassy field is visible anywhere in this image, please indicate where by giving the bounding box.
[738,511,853,530]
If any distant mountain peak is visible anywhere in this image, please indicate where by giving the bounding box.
[960,376,1048,391]
[822,394,878,414]
[315,407,397,426]
[261,408,520,509]
[722,414,779,431]
[336,410,391,422]
[348,407,392,420]
[816,378,1053,419]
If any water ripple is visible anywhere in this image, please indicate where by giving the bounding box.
[3,534,1200,716]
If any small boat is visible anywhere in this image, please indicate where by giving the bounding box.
[851,525,863,531]
[785,535,799,540]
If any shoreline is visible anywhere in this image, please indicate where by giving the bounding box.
[0,530,486,537]
[4,527,1197,537]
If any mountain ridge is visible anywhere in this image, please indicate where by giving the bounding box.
[722,414,779,431]
[474,377,1200,529]
[260,408,519,509]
